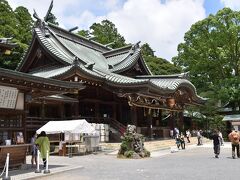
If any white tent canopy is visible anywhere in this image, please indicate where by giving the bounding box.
[36,119,96,134]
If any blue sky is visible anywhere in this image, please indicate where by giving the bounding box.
[204,0,224,15]
[7,0,240,60]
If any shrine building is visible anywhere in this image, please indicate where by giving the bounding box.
[0,5,206,143]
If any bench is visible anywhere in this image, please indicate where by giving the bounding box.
[0,144,30,169]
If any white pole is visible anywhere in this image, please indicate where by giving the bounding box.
[3,153,10,180]
[35,150,41,173]
[44,150,50,174]
[5,153,9,177]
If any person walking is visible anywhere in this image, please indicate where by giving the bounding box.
[197,130,202,146]
[219,131,224,146]
[186,129,191,143]
[174,127,179,139]
[35,131,50,168]
[31,133,38,167]
[228,129,240,159]
[211,129,220,158]
[180,133,185,149]
[175,134,181,149]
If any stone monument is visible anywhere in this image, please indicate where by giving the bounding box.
[118,125,150,159]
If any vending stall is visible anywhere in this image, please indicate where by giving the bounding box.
[36,119,99,156]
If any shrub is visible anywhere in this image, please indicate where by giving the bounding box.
[124,150,134,158]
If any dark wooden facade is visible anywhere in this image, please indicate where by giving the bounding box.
[0,67,83,144]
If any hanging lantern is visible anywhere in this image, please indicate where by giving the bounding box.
[4,49,11,55]
[167,98,175,108]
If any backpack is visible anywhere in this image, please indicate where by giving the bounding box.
[232,132,239,143]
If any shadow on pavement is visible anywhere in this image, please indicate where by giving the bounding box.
[8,163,66,176]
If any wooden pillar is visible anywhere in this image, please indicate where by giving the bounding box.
[60,102,65,119]
[113,104,117,120]
[41,100,45,120]
[75,102,79,117]
[147,108,153,139]
[178,111,184,131]
[157,109,162,127]
[168,111,174,129]
[95,103,100,122]
[23,102,27,142]
[130,106,137,126]
[119,104,122,122]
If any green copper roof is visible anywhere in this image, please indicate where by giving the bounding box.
[36,28,74,64]
[18,20,205,104]
[56,35,109,72]
[0,67,83,90]
[223,114,240,121]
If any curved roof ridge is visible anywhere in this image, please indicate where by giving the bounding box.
[136,72,189,79]
[44,27,79,62]
[35,28,74,64]
[112,49,141,73]
[139,55,152,75]
[29,64,64,74]
[47,22,111,52]
[32,65,72,78]
[105,72,148,85]
[146,77,206,103]
[103,44,133,57]
[16,36,36,71]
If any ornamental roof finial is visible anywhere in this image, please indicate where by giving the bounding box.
[44,0,54,22]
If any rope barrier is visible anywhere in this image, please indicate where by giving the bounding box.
[0,158,7,177]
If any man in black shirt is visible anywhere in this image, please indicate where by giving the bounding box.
[211,129,220,158]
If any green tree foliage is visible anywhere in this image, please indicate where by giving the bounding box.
[173,8,240,107]
[141,43,182,75]
[0,1,33,69]
[145,56,182,75]
[0,0,17,38]
[46,12,59,26]
[85,20,126,48]
[14,6,33,44]
[141,43,155,57]
[77,29,90,38]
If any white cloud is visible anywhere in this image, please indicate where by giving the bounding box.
[220,0,240,10]
[106,0,206,60]
[102,0,121,10]
[7,0,80,28]
[7,0,206,60]
[62,11,96,30]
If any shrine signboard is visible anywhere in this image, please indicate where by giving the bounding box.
[0,85,18,109]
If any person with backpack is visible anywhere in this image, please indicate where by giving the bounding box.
[228,129,240,159]
[210,129,220,158]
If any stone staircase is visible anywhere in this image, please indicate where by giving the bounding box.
[100,137,211,153]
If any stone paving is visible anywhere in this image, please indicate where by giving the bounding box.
[34,142,236,180]
[0,138,226,180]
